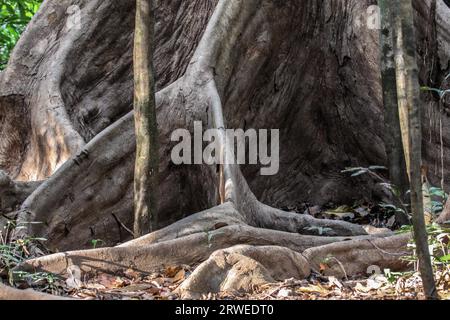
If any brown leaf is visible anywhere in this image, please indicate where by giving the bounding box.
[441,291,450,300]
[319,263,328,272]
[85,283,106,290]
[147,286,162,295]
[297,284,329,295]
[114,284,153,292]
[113,277,127,288]
[354,283,372,293]
[96,274,117,288]
[173,269,186,283]
[124,268,141,280]
[165,266,182,278]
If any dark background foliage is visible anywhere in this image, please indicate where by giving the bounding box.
[0,0,42,70]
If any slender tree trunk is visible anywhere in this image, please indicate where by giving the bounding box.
[392,0,438,300]
[379,0,410,225]
[133,0,159,237]
[391,6,411,175]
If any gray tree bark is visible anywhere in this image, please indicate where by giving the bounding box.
[0,0,448,299]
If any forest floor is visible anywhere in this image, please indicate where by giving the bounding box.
[20,263,449,300]
[3,202,450,300]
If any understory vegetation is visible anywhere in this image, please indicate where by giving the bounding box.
[0,0,41,69]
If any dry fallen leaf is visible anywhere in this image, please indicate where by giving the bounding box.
[114,284,153,292]
[165,266,182,278]
[173,269,186,283]
[96,274,119,288]
[319,263,328,272]
[85,283,106,290]
[297,284,329,295]
[124,268,141,280]
[277,288,294,298]
[440,291,450,300]
[354,283,372,293]
[328,276,343,290]
[113,277,127,288]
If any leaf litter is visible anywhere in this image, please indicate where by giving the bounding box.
[13,264,448,300]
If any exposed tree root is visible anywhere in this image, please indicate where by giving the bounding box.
[0,283,71,300]
[11,203,405,300]
[14,207,384,276]
[176,235,412,299]
[176,245,311,299]
[303,234,411,279]
[12,217,409,298]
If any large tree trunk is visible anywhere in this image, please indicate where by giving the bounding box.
[0,0,449,299]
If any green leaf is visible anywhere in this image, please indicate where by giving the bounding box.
[379,203,398,210]
[420,86,441,94]
[31,237,47,242]
[429,187,446,198]
[0,0,42,70]
[368,165,387,171]
[341,167,364,173]
[351,170,368,177]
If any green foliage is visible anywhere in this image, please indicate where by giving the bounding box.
[383,223,450,288]
[11,270,60,293]
[421,86,450,99]
[343,166,449,222]
[0,0,42,70]
[343,166,450,293]
[341,166,387,177]
[342,166,410,223]
[0,220,50,286]
[91,239,104,249]
[398,223,450,272]
[421,69,450,100]
[427,186,448,216]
